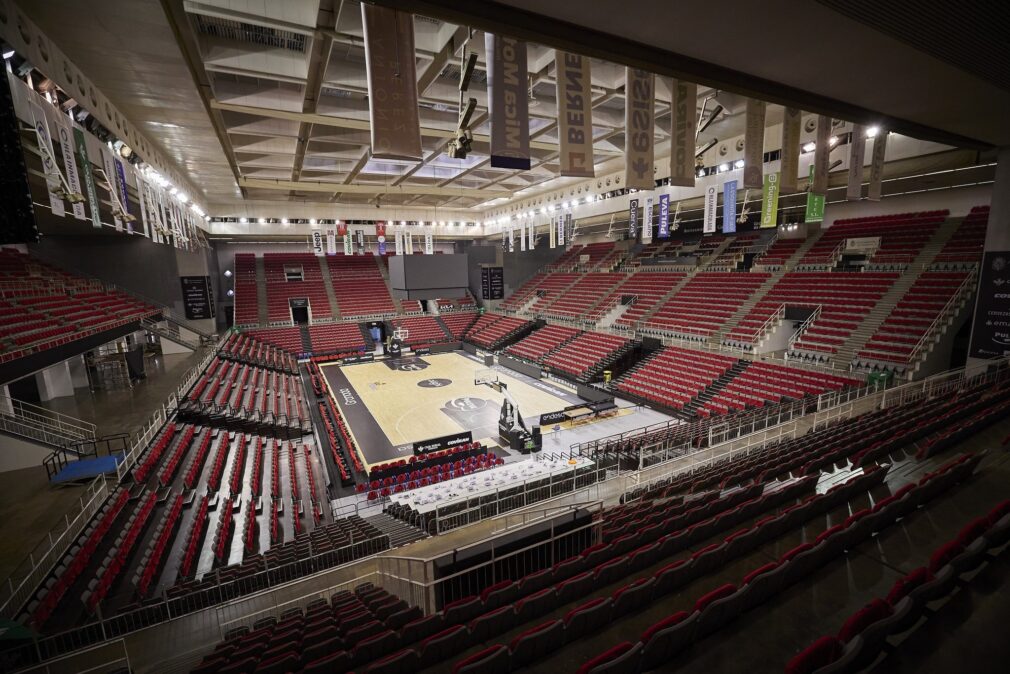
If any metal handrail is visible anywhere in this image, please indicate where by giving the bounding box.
[786,304,823,352]
[0,393,96,443]
[749,303,786,345]
[905,268,978,365]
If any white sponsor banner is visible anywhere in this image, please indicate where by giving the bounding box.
[555,51,594,177]
[625,68,655,190]
[642,195,654,244]
[407,231,414,255]
[557,214,566,246]
[845,236,881,252]
[99,145,122,231]
[743,98,766,189]
[394,229,403,256]
[485,34,531,170]
[669,79,697,187]
[549,215,556,248]
[528,220,535,250]
[507,226,515,253]
[780,107,802,193]
[54,116,85,220]
[703,184,718,233]
[29,100,65,217]
[520,221,527,251]
[311,230,325,256]
[868,131,888,202]
[137,172,150,239]
[813,115,831,195]
[424,230,433,254]
[343,234,353,255]
[847,124,866,201]
[326,228,337,255]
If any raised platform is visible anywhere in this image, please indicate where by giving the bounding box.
[49,454,123,485]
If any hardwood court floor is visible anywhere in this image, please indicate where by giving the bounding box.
[321,352,580,452]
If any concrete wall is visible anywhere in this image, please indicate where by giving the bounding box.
[821,184,992,226]
[0,433,55,473]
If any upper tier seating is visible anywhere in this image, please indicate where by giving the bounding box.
[797,211,948,267]
[643,272,771,339]
[711,232,763,267]
[604,272,686,325]
[500,273,545,312]
[327,255,396,318]
[233,253,260,325]
[505,324,580,362]
[525,273,581,314]
[754,237,803,267]
[439,312,478,340]
[262,254,332,322]
[465,314,530,350]
[540,273,625,320]
[934,206,988,265]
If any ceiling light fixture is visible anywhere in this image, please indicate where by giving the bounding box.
[866,126,880,138]
[309,218,317,225]
[734,159,745,169]
[239,217,248,224]
[258,218,266,224]
[802,141,816,153]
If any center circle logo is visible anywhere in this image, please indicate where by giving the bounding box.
[417,378,452,388]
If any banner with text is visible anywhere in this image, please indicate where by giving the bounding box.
[100,145,122,230]
[29,100,65,217]
[813,115,831,194]
[847,124,865,201]
[669,79,697,187]
[628,198,639,240]
[73,128,101,229]
[761,172,781,228]
[528,220,535,250]
[868,131,887,201]
[311,229,325,256]
[625,68,655,190]
[326,227,337,255]
[969,251,1010,358]
[54,117,85,220]
[702,185,718,233]
[557,214,565,246]
[424,230,433,254]
[723,180,738,234]
[114,158,131,233]
[743,98,766,189]
[642,196,653,244]
[555,51,594,177]
[658,193,670,238]
[376,222,387,255]
[485,34,531,169]
[780,107,802,192]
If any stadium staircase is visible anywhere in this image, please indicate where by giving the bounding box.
[358,323,376,351]
[708,272,782,348]
[254,256,269,326]
[299,324,312,353]
[140,318,202,351]
[627,268,701,329]
[433,316,454,340]
[681,360,751,417]
[0,393,96,450]
[363,512,428,548]
[317,257,342,319]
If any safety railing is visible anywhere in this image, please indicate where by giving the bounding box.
[0,394,96,447]
[786,304,823,353]
[905,268,978,367]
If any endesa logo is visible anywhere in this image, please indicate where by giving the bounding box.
[339,388,357,406]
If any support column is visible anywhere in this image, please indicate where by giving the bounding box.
[68,355,89,389]
[34,362,75,401]
[966,146,1010,375]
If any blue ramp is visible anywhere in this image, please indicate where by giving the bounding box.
[50,454,124,485]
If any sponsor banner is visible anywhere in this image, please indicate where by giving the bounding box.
[805,165,825,222]
[356,229,365,253]
[780,107,802,192]
[376,222,387,255]
[625,68,655,190]
[868,131,888,201]
[343,233,353,255]
[657,193,670,239]
[627,198,639,240]
[669,79,697,187]
[180,276,214,320]
[520,221,527,251]
[29,100,65,217]
[847,124,865,200]
[549,214,556,248]
[424,230,434,254]
[555,51,594,177]
[642,196,653,244]
[311,229,325,256]
[100,145,122,230]
[407,231,414,255]
[326,228,337,255]
[54,117,85,220]
[360,5,422,160]
[72,128,101,229]
[114,158,131,232]
[341,353,375,365]
[813,114,831,194]
[394,228,403,256]
[539,410,568,426]
[557,214,566,246]
[743,98,766,189]
[528,220,535,250]
[723,180,738,234]
[485,34,531,169]
[761,171,781,228]
[702,184,718,233]
[565,213,573,243]
[508,226,515,253]
[845,236,881,252]
[413,347,431,356]
[413,430,473,455]
[969,251,1010,358]
[481,266,505,299]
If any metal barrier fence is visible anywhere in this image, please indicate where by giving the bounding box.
[0,393,96,447]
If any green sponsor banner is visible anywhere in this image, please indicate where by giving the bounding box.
[760,171,780,228]
[804,165,826,222]
[73,128,102,228]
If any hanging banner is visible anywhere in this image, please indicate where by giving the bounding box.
[657,193,670,239]
[565,213,573,244]
[847,124,865,201]
[311,230,325,256]
[868,131,888,202]
[394,228,403,256]
[702,184,718,233]
[137,173,150,239]
[969,251,1010,358]
[326,227,337,255]
[424,229,433,254]
[114,158,132,233]
[528,219,536,250]
[780,107,802,192]
[549,215,556,248]
[723,180,738,234]
[73,128,101,229]
[344,233,353,255]
[407,231,414,255]
[376,222,387,255]
[485,34,531,169]
[520,221,527,251]
[625,68,655,190]
[507,226,515,253]
[100,146,122,230]
[642,196,654,244]
[813,114,831,194]
[671,201,682,232]
[29,101,65,217]
[628,198,639,240]
[54,118,85,220]
[555,51,594,177]
[557,214,566,246]
[337,222,347,236]
[743,98,766,189]
[356,229,365,253]
[360,4,422,160]
[669,79,697,187]
[761,172,781,228]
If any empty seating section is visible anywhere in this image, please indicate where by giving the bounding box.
[709,362,860,414]
[526,273,581,314]
[308,323,366,355]
[219,332,298,372]
[711,232,762,267]
[390,316,449,348]
[543,331,632,380]
[644,272,770,338]
[233,253,259,325]
[465,314,530,350]
[755,237,803,267]
[798,211,948,267]
[540,273,624,320]
[183,357,310,429]
[399,300,423,314]
[935,206,988,265]
[262,254,332,322]
[327,255,396,318]
[614,346,737,413]
[0,249,160,360]
[858,271,971,365]
[440,312,477,339]
[244,327,302,354]
[500,273,545,312]
[604,272,685,325]
[505,324,580,362]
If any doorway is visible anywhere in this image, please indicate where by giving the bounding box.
[290,298,310,324]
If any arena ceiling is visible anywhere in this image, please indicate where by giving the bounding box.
[14,0,1008,217]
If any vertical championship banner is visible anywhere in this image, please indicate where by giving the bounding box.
[394,227,403,255]
[743,98,766,190]
[557,213,566,247]
[73,128,102,229]
[356,229,365,254]
[485,34,531,169]
[642,196,654,244]
[813,114,831,195]
[669,79,697,187]
[424,228,433,254]
[702,185,718,233]
[627,198,639,240]
[625,68,655,190]
[868,131,888,201]
[555,51,594,177]
[847,124,866,201]
[780,107,802,192]
[54,117,85,220]
[326,227,337,255]
[723,180,738,234]
[806,166,826,222]
[549,214,556,248]
[657,193,670,239]
[114,158,131,233]
[761,172,781,228]
[360,5,422,161]
[29,100,65,217]
[507,226,515,253]
[376,222,387,255]
[311,229,325,256]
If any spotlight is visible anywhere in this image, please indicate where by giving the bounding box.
[239,217,248,224]
[258,218,266,224]
[400,220,406,226]
[226,289,234,297]
[734,159,745,169]
[309,218,317,225]
[718,163,729,173]
[281,218,288,224]
[697,169,705,178]
[2,50,14,60]
[866,126,880,138]
[829,136,839,146]
[224,270,232,278]
[802,142,816,153]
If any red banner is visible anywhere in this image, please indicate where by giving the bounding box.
[337,223,347,236]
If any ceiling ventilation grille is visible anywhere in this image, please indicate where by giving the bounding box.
[194,15,308,53]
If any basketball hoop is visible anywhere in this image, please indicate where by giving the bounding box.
[474,367,498,387]
[393,327,408,342]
